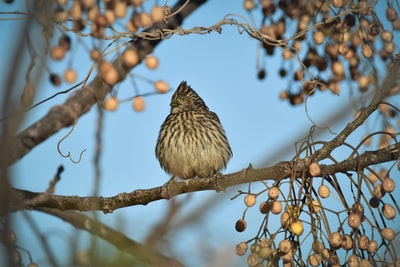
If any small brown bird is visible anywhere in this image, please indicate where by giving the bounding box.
[155,81,232,179]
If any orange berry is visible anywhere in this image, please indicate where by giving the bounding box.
[103,96,119,111]
[140,12,152,27]
[145,55,159,69]
[64,68,77,83]
[151,6,164,22]
[51,45,65,60]
[154,80,169,93]
[123,49,139,67]
[132,96,145,112]
[90,48,101,61]
[313,31,324,44]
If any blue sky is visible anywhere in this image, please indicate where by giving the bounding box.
[1,1,399,266]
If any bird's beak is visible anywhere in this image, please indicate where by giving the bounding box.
[170,100,180,108]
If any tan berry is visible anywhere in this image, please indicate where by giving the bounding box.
[280,249,293,263]
[348,254,359,267]
[309,162,321,176]
[347,213,361,229]
[332,61,344,76]
[310,200,321,213]
[103,96,119,111]
[145,55,159,70]
[360,259,372,267]
[358,75,369,90]
[282,49,292,60]
[381,30,393,42]
[151,6,164,22]
[380,227,396,241]
[154,80,169,93]
[260,238,271,248]
[382,203,396,220]
[71,0,82,20]
[290,221,304,236]
[367,240,378,253]
[312,240,324,253]
[271,201,282,214]
[235,242,248,256]
[367,172,379,183]
[331,0,344,8]
[313,31,324,45]
[140,12,152,28]
[321,248,330,260]
[268,186,279,199]
[386,7,398,22]
[64,68,77,83]
[308,254,322,266]
[132,96,145,112]
[244,194,257,207]
[318,184,330,198]
[114,0,127,18]
[243,0,255,11]
[279,240,291,254]
[373,184,386,199]
[99,61,119,85]
[341,234,353,250]
[51,45,65,60]
[329,232,342,249]
[382,177,395,193]
[258,246,272,259]
[123,49,139,67]
[280,211,292,229]
[90,48,101,61]
[250,243,260,253]
[361,43,373,58]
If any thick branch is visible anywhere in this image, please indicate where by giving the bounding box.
[9,143,399,213]
[37,208,184,267]
[0,0,207,168]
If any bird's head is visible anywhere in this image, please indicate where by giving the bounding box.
[170,81,209,113]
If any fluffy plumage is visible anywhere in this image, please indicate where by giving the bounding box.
[155,81,232,179]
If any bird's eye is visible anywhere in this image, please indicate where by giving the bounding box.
[187,99,193,105]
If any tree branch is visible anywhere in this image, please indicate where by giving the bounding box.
[8,142,399,213]
[311,58,400,162]
[36,208,184,267]
[0,0,207,168]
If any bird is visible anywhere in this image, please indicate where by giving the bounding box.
[155,81,232,179]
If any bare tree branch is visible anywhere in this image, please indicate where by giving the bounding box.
[36,208,184,267]
[0,0,207,168]
[8,142,399,213]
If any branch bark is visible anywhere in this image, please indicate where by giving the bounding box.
[8,142,399,213]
